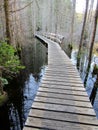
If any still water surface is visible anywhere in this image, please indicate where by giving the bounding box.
[71,50,98,118]
[0,38,47,130]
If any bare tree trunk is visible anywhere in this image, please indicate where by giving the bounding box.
[87,0,94,23]
[77,0,89,70]
[90,78,98,105]
[70,0,76,44]
[0,70,4,95]
[4,0,11,44]
[84,0,98,86]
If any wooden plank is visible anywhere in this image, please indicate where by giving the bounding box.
[43,75,81,80]
[42,77,83,84]
[34,96,92,108]
[45,71,81,77]
[38,87,87,96]
[40,84,86,91]
[25,116,98,130]
[46,68,78,72]
[48,64,76,68]
[23,127,40,130]
[48,61,75,64]
[45,72,81,78]
[45,68,75,72]
[29,109,97,125]
[25,116,81,130]
[46,70,78,74]
[32,102,95,116]
[36,91,90,102]
[41,80,84,87]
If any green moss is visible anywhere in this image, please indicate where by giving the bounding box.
[0,92,8,106]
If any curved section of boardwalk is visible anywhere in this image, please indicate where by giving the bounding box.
[23,35,98,130]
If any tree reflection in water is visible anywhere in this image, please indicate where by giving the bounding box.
[0,38,47,130]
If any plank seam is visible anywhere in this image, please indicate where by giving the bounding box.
[40,86,85,92]
[36,95,90,102]
[31,107,96,117]
[38,90,88,97]
[34,100,92,108]
[41,82,84,87]
[28,115,98,126]
[25,125,55,130]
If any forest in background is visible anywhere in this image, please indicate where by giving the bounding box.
[0,0,97,46]
[0,0,98,129]
[0,0,98,109]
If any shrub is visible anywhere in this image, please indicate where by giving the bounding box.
[0,41,25,94]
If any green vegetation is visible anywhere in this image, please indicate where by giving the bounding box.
[0,41,25,95]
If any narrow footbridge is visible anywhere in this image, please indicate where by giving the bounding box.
[23,35,98,130]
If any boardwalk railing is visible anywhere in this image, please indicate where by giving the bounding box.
[23,35,98,130]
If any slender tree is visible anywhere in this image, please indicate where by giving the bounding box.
[84,0,98,85]
[90,73,98,105]
[70,0,76,45]
[4,0,11,44]
[77,0,89,70]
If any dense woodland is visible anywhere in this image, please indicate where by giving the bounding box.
[0,0,98,128]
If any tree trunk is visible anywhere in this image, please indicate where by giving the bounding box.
[77,0,89,70]
[0,71,4,95]
[84,0,98,86]
[90,85,97,105]
[4,0,11,44]
[70,0,76,45]
[90,68,98,105]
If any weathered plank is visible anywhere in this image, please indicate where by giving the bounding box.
[38,87,87,96]
[41,80,84,87]
[45,72,81,78]
[43,75,82,80]
[34,96,92,108]
[42,77,83,84]
[29,109,97,125]
[23,127,40,130]
[25,117,98,130]
[32,102,95,116]
[36,91,90,102]
[46,69,79,73]
[40,84,86,91]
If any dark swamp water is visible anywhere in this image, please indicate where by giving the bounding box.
[0,38,47,130]
[71,50,98,118]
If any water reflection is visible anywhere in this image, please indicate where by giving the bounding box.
[71,50,98,118]
[0,38,47,130]
[0,104,10,130]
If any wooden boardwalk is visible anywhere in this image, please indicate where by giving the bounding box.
[23,35,98,130]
